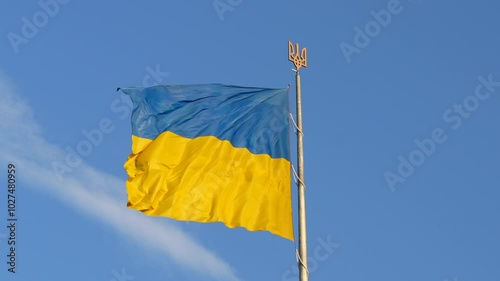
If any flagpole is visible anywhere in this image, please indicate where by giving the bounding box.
[288,41,309,281]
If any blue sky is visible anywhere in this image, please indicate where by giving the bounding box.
[1,0,499,280]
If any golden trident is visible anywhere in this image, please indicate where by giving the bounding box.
[288,41,307,72]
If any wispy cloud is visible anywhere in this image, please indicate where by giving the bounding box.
[0,73,240,281]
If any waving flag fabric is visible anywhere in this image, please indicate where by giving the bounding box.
[121,84,294,240]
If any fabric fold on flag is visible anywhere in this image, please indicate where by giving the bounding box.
[121,84,294,240]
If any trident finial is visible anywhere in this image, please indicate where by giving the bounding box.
[288,41,307,72]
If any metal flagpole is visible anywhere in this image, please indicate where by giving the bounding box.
[288,41,308,281]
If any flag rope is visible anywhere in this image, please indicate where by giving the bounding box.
[291,165,307,189]
[295,248,310,275]
[289,112,304,136]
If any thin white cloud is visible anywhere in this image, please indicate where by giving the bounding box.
[0,73,240,281]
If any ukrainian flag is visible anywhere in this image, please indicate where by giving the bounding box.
[121,84,294,240]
